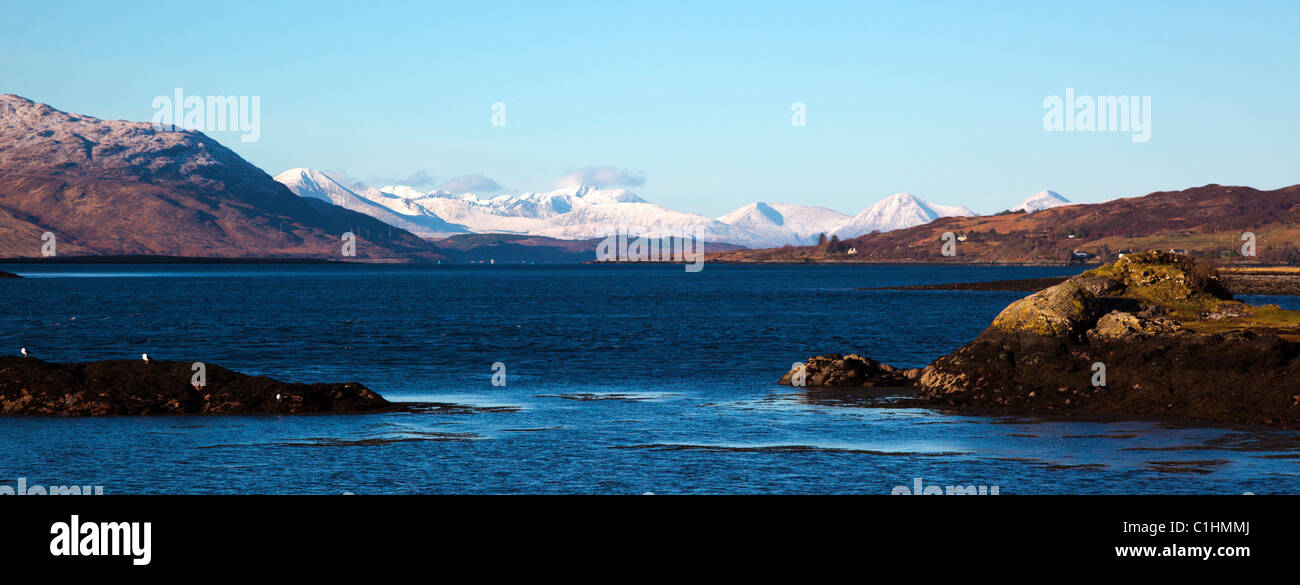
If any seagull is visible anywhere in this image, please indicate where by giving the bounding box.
[275,393,282,401]
[141,353,151,364]
[20,347,29,358]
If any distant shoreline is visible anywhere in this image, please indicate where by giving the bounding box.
[863,269,1300,295]
[4,255,1300,285]
[0,255,356,265]
[708,259,1082,266]
[0,254,1087,267]
[864,276,1071,291]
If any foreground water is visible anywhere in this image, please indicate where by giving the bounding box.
[1,263,1297,494]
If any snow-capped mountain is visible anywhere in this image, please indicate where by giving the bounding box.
[369,183,731,240]
[275,170,768,245]
[382,192,551,235]
[716,202,849,246]
[273,169,469,238]
[274,167,376,209]
[377,185,427,200]
[1012,190,1071,213]
[275,168,980,248]
[831,193,974,239]
[477,184,648,220]
[534,199,764,244]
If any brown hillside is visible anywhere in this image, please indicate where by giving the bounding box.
[0,95,446,261]
[712,184,1300,264]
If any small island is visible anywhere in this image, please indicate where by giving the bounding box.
[783,251,1300,428]
[0,358,400,416]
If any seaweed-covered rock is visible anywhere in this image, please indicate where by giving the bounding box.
[0,357,401,416]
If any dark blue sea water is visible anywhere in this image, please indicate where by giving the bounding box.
[1,263,1298,494]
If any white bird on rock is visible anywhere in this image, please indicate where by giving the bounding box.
[142,353,151,364]
[20,347,29,358]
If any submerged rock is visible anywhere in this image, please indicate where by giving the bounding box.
[0,357,401,416]
[787,252,1300,428]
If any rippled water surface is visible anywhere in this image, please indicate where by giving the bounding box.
[1,263,1297,494]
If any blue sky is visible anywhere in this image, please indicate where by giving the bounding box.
[2,0,1296,216]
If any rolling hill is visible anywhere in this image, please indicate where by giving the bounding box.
[711,184,1300,265]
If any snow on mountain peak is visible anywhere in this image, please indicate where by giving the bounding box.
[273,169,468,238]
[1012,190,1071,213]
[752,202,785,226]
[830,193,973,239]
[542,183,646,205]
[378,185,428,200]
[273,168,358,204]
[715,202,850,246]
[278,168,987,248]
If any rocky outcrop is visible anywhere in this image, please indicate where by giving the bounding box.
[0,271,18,278]
[1086,310,1181,340]
[777,354,921,388]
[0,357,401,416]
[784,252,1300,428]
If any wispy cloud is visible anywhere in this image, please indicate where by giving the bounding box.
[441,173,503,193]
[321,169,368,191]
[323,169,438,190]
[555,165,646,189]
[396,170,436,187]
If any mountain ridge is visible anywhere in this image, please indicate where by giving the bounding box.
[277,168,983,248]
[0,95,446,261]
